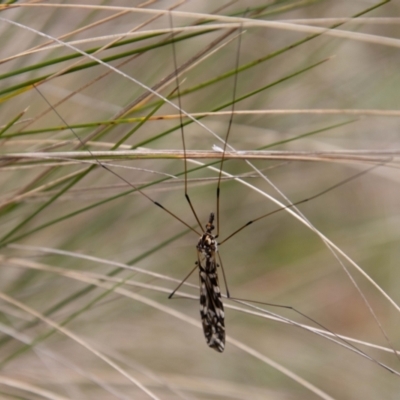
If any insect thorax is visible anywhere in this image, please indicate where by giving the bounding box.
[197,232,217,258]
[197,212,218,270]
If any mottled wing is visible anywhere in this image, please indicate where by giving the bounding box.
[197,249,225,352]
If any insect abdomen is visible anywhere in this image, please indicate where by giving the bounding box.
[199,268,225,352]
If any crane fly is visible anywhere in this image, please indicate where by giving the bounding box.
[160,12,394,361]
[23,7,397,372]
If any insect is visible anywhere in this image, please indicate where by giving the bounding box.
[3,7,398,386]
[162,13,388,355]
[30,12,392,361]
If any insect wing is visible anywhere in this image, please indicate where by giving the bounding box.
[197,246,225,352]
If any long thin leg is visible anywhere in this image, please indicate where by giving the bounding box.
[33,85,202,238]
[168,264,198,299]
[226,296,399,375]
[168,11,204,232]
[218,162,387,245]
[217,252,230,298]
[216,23,243,239]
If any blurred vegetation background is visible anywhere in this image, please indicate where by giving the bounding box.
[0,1,400,399]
